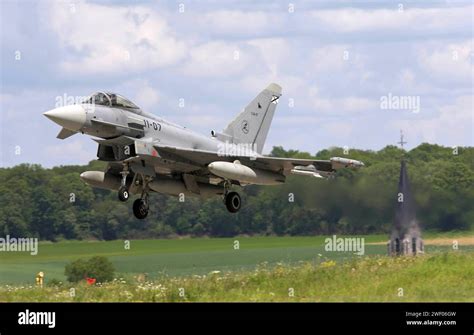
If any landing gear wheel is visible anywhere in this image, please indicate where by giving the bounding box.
[225,191,241,213]
[133,199,149,219]
[118,186,129,202]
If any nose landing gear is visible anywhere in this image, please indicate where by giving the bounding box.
[117,164,150,219]
[118,165,130,202]
[118,186,129,202]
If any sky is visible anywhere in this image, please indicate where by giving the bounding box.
[0,0,473,167]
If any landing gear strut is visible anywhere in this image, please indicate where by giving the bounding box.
[223,181,241,213]
[118,165,130,202]
[133,175,150,220]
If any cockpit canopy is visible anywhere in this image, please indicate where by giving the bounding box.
[81,92,140,110]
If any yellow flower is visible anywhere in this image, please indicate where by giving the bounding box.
[320,260,336,268]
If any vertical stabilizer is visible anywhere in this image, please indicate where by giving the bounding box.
[222,83,282,153]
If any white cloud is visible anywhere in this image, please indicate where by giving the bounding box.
[112,79,161,111]
[308,86,376,114]
[195,10,282,36]
[180,41,255,77]
[417,40,473,83]
[247,38,291,77]
[134,85,160,111]
[392,95,473,145]
[309,6,472,33]
[308,45,352,73]
[397,69,416,89]
[340,97,376,112]
[45,139,95,163]
[1,90,56,121]
[47,1,186,75]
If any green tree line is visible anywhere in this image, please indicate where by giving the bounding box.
[0,143,473,240]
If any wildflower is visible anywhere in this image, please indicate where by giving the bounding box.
[320,260,336,268]
[86,277,96,285]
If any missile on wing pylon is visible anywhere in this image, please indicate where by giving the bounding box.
[290,165,324,178]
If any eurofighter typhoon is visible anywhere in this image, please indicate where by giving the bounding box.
[44,84,364,219]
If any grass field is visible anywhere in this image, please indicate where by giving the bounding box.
[0,233,473,301]
[0,235,385,283]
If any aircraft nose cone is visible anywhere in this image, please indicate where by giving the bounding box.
[43,105,86,131]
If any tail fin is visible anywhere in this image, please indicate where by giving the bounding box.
[222,83,282,154]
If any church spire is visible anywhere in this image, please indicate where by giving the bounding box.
[388,131,424,256]
[397,130,407,150]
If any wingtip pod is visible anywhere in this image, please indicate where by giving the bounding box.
[330,157,365,169]
[266,83,282,95]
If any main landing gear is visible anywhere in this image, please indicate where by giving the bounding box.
[133,197,149,220]
[132,176,150,220]
[223,181,241,213]
[225,191,241,213]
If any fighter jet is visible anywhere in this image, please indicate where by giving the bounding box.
[44,84,364,219]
